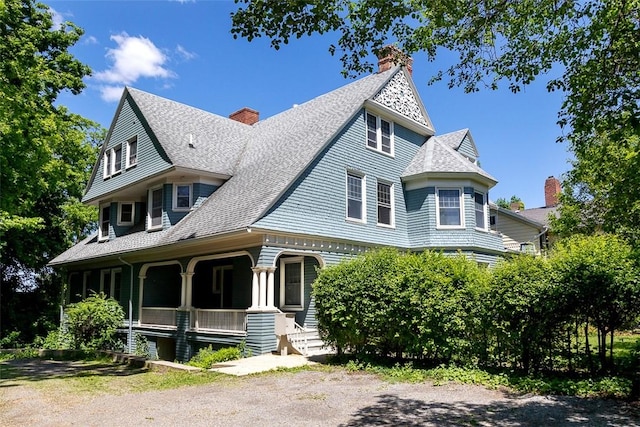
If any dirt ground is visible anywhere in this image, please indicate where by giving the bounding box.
[1,359,639,426]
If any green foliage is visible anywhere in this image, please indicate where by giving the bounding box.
[551,234,640,372]
[186,345,242,369]
[40,328,73,350]
[487,255,562,373]
[0,330,22,349]
[496,196,524,210]
[134,333,150,358]
[313,248,488,362]
[231,0,640,246]
[0,0,103,345]
[64,293,125,351]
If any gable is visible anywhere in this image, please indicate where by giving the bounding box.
[371,70,435,132]
[83,95,172,203]
[458,134,478,161]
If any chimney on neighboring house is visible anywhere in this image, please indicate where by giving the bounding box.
[377,45,413,75]
[544,176,561,207]
[229,107,259,125]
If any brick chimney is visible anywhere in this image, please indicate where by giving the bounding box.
[377,45,413,75]
[544,176,561,207]
[229,107,259,125]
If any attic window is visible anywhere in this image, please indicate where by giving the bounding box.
[126,136,137,168]
[103,144,123,178]
[365,112,394,156]
[173,184,192,211]
[118,202,134,226]
[99,204,110,241]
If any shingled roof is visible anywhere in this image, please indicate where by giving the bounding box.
[51,68,401,265]
[402,131,497,184]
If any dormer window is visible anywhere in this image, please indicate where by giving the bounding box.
[173,184,192,211]
[365,112,394,156]
[126,136,137,168]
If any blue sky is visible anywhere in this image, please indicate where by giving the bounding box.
[50,0,571,209]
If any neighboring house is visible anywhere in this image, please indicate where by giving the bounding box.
[51,52,510,361]
[489,176,561,255]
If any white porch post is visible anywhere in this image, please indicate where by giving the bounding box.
[266,267,276,309]
[250,268,260,310]
[259,269,267,308]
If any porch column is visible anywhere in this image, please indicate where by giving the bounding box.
[138,275,146,326]
[266,267,276,309]
[259,269,267,308]
[181,272,194,309]
[250,268,260,310]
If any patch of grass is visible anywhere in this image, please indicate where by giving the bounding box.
[337,357,634,399]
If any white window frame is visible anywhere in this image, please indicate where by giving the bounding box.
[100,268,122,300]
[346,172,366,223]
[112,144,123,175]
[117,202,135,226]
[103,150,112,179]
[173,183,192,211]
[436,187,465,229]
[474,191,487,231]
[376,180,395,228]
[147,187,164,231]
[365,111,394,157]
[99,203,110,241]
[279,257,304,311]
[126,136,138,169]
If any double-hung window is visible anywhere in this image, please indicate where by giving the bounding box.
[148,187,163,230]
[280,257,304,310]
[99,204,110,240]
[118,202,134,226]
[173,184,192,210]
[437,189,463,227]
[346,173,365,222]
[377,181,394,227]
[365,112,393,156]
[126,136,137,168]
[103,144,123,178]
[474,191,486,230]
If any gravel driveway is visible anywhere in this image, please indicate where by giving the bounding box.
[1,359,639,426]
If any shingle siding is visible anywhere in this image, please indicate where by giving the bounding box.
[84,97,173,203]
[458,135,477,160]
[254,109,425,247]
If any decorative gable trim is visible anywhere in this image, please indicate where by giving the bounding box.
[372,70,434,132]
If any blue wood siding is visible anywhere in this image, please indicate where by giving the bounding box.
[458,135,477,161]
[84,96,172,202]
[254,110,426,247]
[246,312,277,355]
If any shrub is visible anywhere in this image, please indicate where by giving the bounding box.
[64,293,125,351]
[186,345,242,369]
[0,331,22,349]
[134,333,150,358]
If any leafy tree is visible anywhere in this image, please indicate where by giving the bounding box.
[552,130,640,243]
[231,1,639,239]
[496,196,524,210]
[487,255,563,373]
[0,0,101,342]
[550,234,640,372]
[64,293,125,350]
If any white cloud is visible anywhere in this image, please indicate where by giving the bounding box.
[84,35,98,45]
[48,7,65,29]
[99,86,125,102]
[176,45,197,61]
[95,32,176,90]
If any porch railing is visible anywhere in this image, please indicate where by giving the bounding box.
[288,322,309,356]
[192,309,247,332]
[140,307,177,327]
